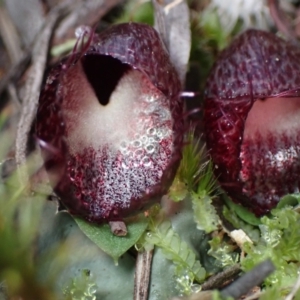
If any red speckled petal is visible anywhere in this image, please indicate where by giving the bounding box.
[204,29,300,215]
[205,29,300,100]
[36,23,184,223]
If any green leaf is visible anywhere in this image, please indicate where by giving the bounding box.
[114,1,154,25]
[192,192,219,233]
[223,194,261,226]
[145,214,206,290]
[168,129,205,201]
[192,160,220,233]
[222,206,260,243]
[64,269,97,300]
[241,207,300,288]
[195,160,218,196]
[0,153,60,299]
[208,235,238,268]
[259,287,282,300]
[168,177,189,202]
[277,193,300,209]
[200,9,230,50]
[74,214,149,263]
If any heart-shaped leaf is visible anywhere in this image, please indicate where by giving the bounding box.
[74,214,149,263]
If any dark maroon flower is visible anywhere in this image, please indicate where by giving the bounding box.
[204,29,300,216]
[36,23,184,223]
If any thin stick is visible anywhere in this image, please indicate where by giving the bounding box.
[0,280,7,299]
[134,249,154,300]
[285,272,300,300]
[0,7,22,64]
[0,6,26,106]
[201,264,241,291]
[7,83,21,108]
[267,0,298,42]
[243,290,264,300]
[15,6,67,180]
[164,0,183,14]
[0,52,31,97]
[54,0,124,42]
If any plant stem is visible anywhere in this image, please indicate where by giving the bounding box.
[134,249,154,300]
[15,4,68,182]
[201,263,241,291]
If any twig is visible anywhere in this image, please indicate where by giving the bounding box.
[221,259,275,299]
[134,249,154,300]
[201,263,241,291]
[285,272,300,300]
[54,0,125,42]
[164,0,183,14]
[7,83,21,108]
[0,7,22,64]
[243,290,264,300]
[0,281,7,300]
[267,0,298,42]
[15,5,68,180]
[171,264,241,300]
[0,5,25,107]
[0,51,31,98]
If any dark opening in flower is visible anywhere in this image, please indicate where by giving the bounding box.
[82,55,131,106]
